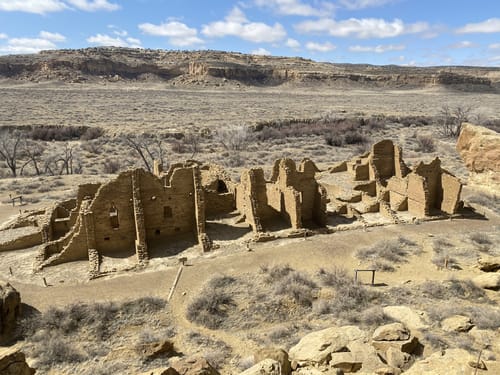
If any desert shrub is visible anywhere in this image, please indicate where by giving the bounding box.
[261,264,294,284]
[344,131,368,145]
[467,305,500,330]
[423,331,449,349]
[325,133,343,147]
[431,254,459,269]
[438,105,472,138]
[186,277,236,329]
[273,271,317,306]
[467,192,500,215]
[215,125,253,151]
[469,233,492,245]
[267,325,294,343]
[29,125,103,141]
[419,279,487,302]
[416,135,436,152]
[356,236,417,269]
[238,356,255,371]
[317,267,351,287]
[81,127,104,141]
[19,297,167,370]
[103,158,121,174]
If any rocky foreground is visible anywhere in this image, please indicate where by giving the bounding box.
[0,48,499,90]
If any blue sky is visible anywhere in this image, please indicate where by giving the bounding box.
[0,0,499,66]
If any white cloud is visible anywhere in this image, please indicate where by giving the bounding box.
[87,33,142,48]
[251,47,271,55]
[202,7,286,43]
[285,38,301,49]
[0,38,57,54]
[305,41,336,52]
[0,0,67,14]
[0,0,119,14]
[489,43,500,49]
[39,31,66,42]
[349,44,405,53]
[339,0,394,10]
[295,17,429,39]
[139,21,204,47]
[0,33,7,39]
[66,0,119,11]
[448,40,477,49]
[254,0,334,17]
[457,18,500,34]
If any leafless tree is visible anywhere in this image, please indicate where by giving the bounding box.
[20,140,46,176]
[124,134,166,172]
[43,143,81,175]
[215,124,254,151]
[439,105,472,137]
[0,130,22,177]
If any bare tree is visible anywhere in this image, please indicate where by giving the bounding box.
[0,130,22,177]
[439,105,472,137]
[124,134,166,172]
[43,143,81,175]
[215,124,254,151]
[20,140,46,176]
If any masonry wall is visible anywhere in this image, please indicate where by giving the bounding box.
[441,172,462,214]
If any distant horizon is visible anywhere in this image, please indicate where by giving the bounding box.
[4,46,500,70]
[1,1,499,67]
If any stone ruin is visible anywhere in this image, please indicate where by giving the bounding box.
[0,141,464,273]
[324,140,462,221]
[236,158,327,233]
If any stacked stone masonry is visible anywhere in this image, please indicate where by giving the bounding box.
[0,141,464,272]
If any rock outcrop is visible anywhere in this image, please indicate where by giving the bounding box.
[0,282,21,345]
[0,48,498,90]
[0,347,35,375]
[457,123,500,192]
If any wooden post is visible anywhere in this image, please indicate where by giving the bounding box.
[167,266,184,302]
[42,277,48,287]
[9,267,12,275]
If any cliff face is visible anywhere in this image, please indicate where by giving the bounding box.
[0,47,498,90]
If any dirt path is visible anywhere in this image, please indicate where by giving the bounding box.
[10,214,498,311]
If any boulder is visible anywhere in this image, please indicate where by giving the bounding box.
[289,326,365,366]
[139,340,175,359]
[472,273,500,290]
[440,315,473,332]
[457,123,500,174]
[0,282,21,345]
[329,352,362,373]
[372,323,418,354]
[239,359,281,375]
[404,349,473,374]
[0,346,35,375]
[385,347,411,370]
[372,323,410,341]
[254,348,291,375]
[457,123,500,192]
[477,257,500,272]
[172,357,220,375]
[382,306,428,331]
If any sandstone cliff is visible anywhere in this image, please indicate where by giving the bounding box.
[0,47,499,90]
[457,123,500,192]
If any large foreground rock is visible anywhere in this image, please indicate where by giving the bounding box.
[382,306,428,331]
[405,348,477,374]
[254,348,291,375]
[457,122,500,192]
[441,315,473,332]
[289,326,365,366]
[171,357,220,375]
[472,273,500,290]
[371,323,419,354]
[0,346,35,375]
[0,281,21,345]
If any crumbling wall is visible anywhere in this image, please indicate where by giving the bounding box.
[40,165,212,269]
[237,159,326,232]
[369,140,395,179]
[441,172,462,214]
